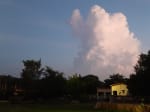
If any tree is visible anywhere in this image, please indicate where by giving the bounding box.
[21,59,43,80]
[104,73,126,87]
[82,74,102,95]
[81,74,102,101]
[40,66,66,99]
[21,59,44,100]
[67,74,82,100]
[67,74,102,101]
[128,50,150,97]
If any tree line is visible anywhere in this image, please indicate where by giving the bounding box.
[0,50,150,103]
[0,59,103,102]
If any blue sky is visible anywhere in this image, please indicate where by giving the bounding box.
[0,0,150,77]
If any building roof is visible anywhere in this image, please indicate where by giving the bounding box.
[110,83,127,86]
[97,88,111,92]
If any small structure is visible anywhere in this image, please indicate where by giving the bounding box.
[111,83,128,96]
[97,87,111,101]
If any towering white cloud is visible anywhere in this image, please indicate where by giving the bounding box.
[70,5,141,80]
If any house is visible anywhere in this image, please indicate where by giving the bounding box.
[111,83,128,96]
[97,87,111,101]
[0,75,23,99]
[97,83,129,102]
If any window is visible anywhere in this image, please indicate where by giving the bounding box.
[98,92,103,96]
[122,90,125,93]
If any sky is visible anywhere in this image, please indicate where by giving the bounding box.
[0,0,150,80]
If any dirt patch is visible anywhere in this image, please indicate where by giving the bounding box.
[95,102,150,112]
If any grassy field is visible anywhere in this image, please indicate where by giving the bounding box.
[0,102,128,112]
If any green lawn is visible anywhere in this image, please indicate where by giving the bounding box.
[0,102,128,112]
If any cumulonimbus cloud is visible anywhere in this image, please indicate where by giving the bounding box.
[70,5,141,80]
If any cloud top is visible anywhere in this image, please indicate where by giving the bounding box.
[70,5,141,80]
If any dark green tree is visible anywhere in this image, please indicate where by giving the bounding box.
[67,74,82,100]
[21,59,43,100]
[81,74,102,101]
[82,74,102,95]
[40,66,66,99]
[67,74,102,101]
[128,50,150,97]
[21,59,43,80]
[104,73,127,87]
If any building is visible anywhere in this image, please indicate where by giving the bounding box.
[97,87,111,101]
[0,75,23,99]
[111,83,128,96]
[97,83,129,101]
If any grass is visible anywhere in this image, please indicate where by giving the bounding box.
[0,102,128,112]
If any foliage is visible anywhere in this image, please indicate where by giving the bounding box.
[20,59,44,100]
[67,74,102,101]
[39,66,66,99]
[0,59,127,102]
[21,59,43,80]
[1,50,150,103]
[128,50,150,98]
[104,73,127,87]
[82,74,102,95]
[67,74,82,100]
